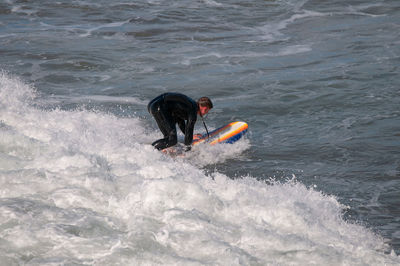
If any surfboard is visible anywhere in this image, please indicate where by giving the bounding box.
[193,121,248,146]
[161,121,248,156]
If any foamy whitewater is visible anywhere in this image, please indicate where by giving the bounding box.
[0,73,398,265]
[1,0,400,265]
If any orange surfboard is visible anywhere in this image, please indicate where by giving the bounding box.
[192,121,248,146]
[161,121,248,156]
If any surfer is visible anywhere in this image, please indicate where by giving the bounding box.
[147,92,213,151]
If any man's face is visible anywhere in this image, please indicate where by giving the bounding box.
[199,106,210,117]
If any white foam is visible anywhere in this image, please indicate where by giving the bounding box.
[278,45,312,56]
[345,4,387,18]
[45,94,148,106]
[184,139,250,167]
[39,19,131,38]
[258,10,326,41]
[11,5,38,16]
[79,20,131,38]
[257,5,386,42]
[0,72,398,264]
[178,46,312,66]
[179,52,223,66]
[202,0,223,7]
[0,34,16,38]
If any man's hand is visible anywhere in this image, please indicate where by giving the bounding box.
[193,134,202,140]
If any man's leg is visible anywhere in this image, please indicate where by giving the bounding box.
[149,101,177,150]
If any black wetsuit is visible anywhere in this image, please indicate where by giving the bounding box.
[147,93,198,150]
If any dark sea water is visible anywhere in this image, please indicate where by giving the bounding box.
[1,0,400,265]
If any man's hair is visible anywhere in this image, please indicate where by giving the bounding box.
[197,97,213,109]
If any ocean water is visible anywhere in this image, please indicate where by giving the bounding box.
[1,0,400,265]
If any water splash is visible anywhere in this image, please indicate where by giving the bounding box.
[0,72,398,264]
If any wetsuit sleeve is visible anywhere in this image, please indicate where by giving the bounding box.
[184,110,197,146]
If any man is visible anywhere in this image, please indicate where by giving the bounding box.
[147,92,213,151]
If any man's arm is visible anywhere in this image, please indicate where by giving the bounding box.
[184,111,197,146]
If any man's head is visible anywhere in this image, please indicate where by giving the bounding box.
[197,97,213,117]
